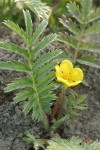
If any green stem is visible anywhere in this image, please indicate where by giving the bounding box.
[57,85,66,119]
[73,27,85,65]
[28,47,49,131]
[73,42,81,65]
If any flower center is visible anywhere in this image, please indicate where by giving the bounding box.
[61,71,72,82]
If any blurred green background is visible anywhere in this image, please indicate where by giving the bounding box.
[0,0,99,31]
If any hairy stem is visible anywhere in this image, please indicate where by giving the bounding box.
[73,42,81,65]
[57,86,66,119]
[50,93,62,122]
[73,28,85,65]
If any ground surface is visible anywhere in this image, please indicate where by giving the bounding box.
[0,26,100,150]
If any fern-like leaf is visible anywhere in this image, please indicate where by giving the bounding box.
[32,33,57,57]
[50,115,70,131]
[87,7,100,23]
[77,59,100,68]
[58,33,78,49]
[47,137,100,150]
[15,0,51,20]
[13,88,34,103]
[35,61,56,81]
[32,20,48,44]
[23,97,35,114]
[80,43,100,53]
[3,20,27,42]
[0,42,28,58]
[33,50,61,72]
[24,132,45,150]
[0,61,30,72]
[81,0,92,20]
[23,9,33,44]
[37,72,54,87]
[47,137,82,150]
[0,10,61,126]
[60,18,80,36]
[85,21,100,35]
[4,78,32,92]
[66,2,83,24]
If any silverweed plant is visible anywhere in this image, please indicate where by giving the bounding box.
[0,10,61,131]
[0,0,99,150]
[59,0,100,68]
[0,9,86,132]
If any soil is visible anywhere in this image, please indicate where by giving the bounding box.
[0,26,100,150]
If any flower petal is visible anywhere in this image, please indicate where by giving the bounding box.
[57,77,81,87]
[66,80,82,87]
[55,65,63,78]
[70,68,84,82]
[57,77,68,85]
[60,60,73,76]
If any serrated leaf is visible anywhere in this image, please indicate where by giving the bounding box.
[59,18,80,36]
[37,72,54,87]
[38,83,55,95]
[76,94,87,105]
[4,78,32,92]
[0,42,28,58]
[13,89,34,103]
[81,0,92,20]
[87,8,100,23]
[3,20,26,42]
[15,0,51,20]
[0,61,30,72]
[58,34,78,49]
[35,61,56,81]
[24,132,45,149]
[67,2,83,24]
[32,33,57,57]
[74,105,87,110]
[50,115,70,131]
[85,21,100,35]
[23,98,34,114]
[33,50,61,72]
[77,59,100,68]
[32,20,48,44]
[80,42,100,53]
[23,10,33,43]
[47,136,100,150]
[31,101,44,121]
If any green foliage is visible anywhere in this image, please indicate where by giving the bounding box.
[0,10,61,130]
[0,0,24,26]
[47,137,100,150]
[42,0,81,32]
[3,20,27,42]
[15,0,51,20]
[24,132,45,150]
[0,61,30,72]
[24,134,100,150]
[59,0,100,68]
[50,93,87,131]
[0,42,29,58]
[4,78,32,92]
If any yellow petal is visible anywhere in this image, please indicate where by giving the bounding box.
[60,60,73,76]
[55,65,63,78]
[70,68,84,82]
[57,77,82,87]
[57,77,68,85]
[66,80,82,87]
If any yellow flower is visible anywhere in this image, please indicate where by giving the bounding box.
[55,60,84,87]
